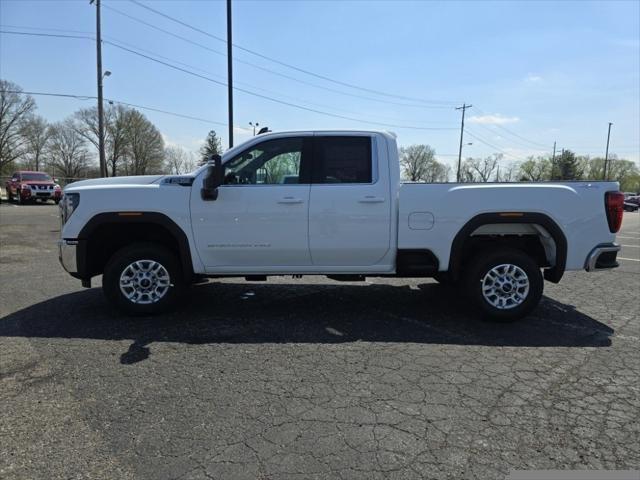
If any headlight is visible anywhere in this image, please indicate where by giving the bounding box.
[60,193,80,224]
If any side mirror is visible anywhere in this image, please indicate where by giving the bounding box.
[201,154,223,201]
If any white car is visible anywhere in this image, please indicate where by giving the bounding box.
[58,130,624,321]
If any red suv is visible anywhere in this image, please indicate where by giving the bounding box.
[5,171,62,205]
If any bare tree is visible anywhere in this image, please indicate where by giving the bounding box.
[73,104,130,176]
[496,162,518,182]
[462,154,502,182]
[400,144,448,182]
[46,119,91,179]
[122,109,164,175]
[164,146,197,174]
[20,115,51,171]
[0,80,36,172]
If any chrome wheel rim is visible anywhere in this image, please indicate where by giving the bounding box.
[119,260,171,305]
[481,263,529,310]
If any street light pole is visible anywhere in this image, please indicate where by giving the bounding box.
[249,122,259,136]
[226,0,234,148]
[456,103,472,183]
[604,122,613,180]
[91,0,107,177]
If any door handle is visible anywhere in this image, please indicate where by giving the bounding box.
[278,196,304,204]
[358,196,385,203]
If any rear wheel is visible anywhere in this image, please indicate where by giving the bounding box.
[463,248,543,322]
[103,243,186,315]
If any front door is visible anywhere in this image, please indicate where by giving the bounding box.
[190,136,313,271]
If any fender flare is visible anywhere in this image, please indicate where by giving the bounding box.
[76,211,194,280]
[448,212,567,283]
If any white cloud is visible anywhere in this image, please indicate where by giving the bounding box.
[524,73,543,83]
[468,114,520,125]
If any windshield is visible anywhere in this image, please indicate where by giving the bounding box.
[21,173,52,182]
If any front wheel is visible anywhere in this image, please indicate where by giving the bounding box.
[464,248,543,322]
[103,243,186,315]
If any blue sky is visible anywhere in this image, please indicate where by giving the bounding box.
[1,0,639,169]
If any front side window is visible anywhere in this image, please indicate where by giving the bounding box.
[313,136,372,184]
[223,137,307,185]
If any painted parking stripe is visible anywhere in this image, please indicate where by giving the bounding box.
[621,244,640,248]
[618,257,640,262]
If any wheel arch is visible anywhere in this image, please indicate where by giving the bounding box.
[76,212,194,281]
[448,212,567,283]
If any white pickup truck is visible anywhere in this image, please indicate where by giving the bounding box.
[58,130,624,321]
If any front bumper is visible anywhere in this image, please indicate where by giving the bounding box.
[58,239,78,274]
[585,243,620,271]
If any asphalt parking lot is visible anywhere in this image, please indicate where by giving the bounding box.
[1,202,638,480]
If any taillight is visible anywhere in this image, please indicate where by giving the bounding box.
[605,191,624,233]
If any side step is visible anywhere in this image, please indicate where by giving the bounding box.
[245,275,267,281]
[326,275,366,282]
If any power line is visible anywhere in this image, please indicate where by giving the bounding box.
[127,0,459,106]
[464,130,522,161]
[470,105,550,149]
[108,40,458,131]
[1,29,457,130]
[4,89,247,129]
[96,33,454,125]
[0,30,92,41]
[99,6,453,110]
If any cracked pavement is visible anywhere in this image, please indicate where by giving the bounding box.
[1,204,638,479]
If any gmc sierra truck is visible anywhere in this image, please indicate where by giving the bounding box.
[58,130,624,321]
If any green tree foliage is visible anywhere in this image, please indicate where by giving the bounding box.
[519,156,551,181]
[553,149,581,180]
[200,130,222,163]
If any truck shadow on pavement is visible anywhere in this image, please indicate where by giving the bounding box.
[0,281,613,364]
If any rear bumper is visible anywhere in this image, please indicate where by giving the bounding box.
[585,243,620,271]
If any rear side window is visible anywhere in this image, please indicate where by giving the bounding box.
[313,136,372,184]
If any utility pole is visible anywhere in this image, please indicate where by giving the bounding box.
[604,122,613,180]
[226,0,234,148]
[551,141,556,180]
[91,0,106,177]
[456,103,471,183]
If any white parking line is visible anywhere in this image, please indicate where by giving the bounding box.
[619,257,640,262]
[621,244,640,248]
[617,236,640,240]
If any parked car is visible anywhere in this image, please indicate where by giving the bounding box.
[58,130,624,321]
[623,197,639,212]
[5,171,62,205]
[625,195,640,206]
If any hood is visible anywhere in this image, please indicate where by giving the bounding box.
[65,175,165,189]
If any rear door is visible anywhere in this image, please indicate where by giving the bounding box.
[308,134,391,266]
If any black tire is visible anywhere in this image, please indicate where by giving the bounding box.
[463,248,543,322]
[103,242,186,315]
[16,190,23,205]
[7,190,13,202]
[54,198,60,205]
